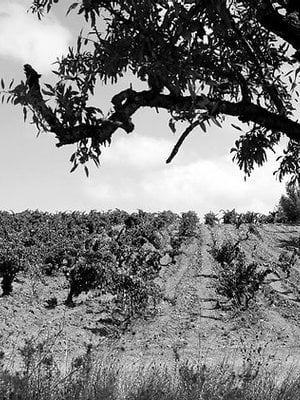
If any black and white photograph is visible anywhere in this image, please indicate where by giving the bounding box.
[1,0,300,398]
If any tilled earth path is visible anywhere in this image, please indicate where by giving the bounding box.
[116,226,225,366]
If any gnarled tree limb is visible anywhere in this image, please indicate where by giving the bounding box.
[49,91,300,147]
[23,67,300,149]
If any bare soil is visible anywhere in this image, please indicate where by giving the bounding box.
[2,224,300,372]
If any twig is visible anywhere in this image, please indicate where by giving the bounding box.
[166,120,200,164]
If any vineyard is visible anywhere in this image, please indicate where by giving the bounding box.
[2,210,300,397]
[0,209,200,366]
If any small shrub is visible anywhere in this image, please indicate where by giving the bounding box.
[155,210,179,227]
[277,250,297,278]
[168,236,183,263]
[222,209,239,224]
[210,240,269,308]
[65,259,104,305]
[261,211,278,223]
[248,223,261,238]
[0,238,27,295]
[256,213,269,224]
[240,211,258,224]
[210,240,240,265]
[178,211,199,238]
[204,212,219,226]
[0,261,19,296]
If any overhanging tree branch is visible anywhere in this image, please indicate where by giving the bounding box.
[46,90,300,147]
[19,68,300,148]
[166,120,202,164]
[4,1,300,180]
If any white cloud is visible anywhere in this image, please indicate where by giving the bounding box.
[0,1,71,73]
[84,135,286,217]
[100,134,173,169]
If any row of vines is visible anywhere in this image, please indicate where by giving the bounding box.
[0,209,199,320]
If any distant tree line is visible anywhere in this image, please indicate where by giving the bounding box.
[204,184,300,226]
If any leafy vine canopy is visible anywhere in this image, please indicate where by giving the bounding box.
[2,0,300,182]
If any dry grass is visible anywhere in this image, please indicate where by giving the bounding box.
[1,336,300,400]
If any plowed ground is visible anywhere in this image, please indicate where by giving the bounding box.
[2,224,300,371]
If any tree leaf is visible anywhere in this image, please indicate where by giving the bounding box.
[23,107,27,122]
[41,89,54,96]
[200,121,206,132]
[231,124,243,131]
[44,83,54,92]
[211,117,222,128]
[66,2,79,15]
[169,119,176,133]
[70,163,78,173]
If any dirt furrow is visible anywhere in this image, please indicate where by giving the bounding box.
[114,228,223,365]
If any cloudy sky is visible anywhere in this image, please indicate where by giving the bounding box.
[0,0,288,218]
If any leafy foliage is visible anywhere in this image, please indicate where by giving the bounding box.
[276,249,297,279]
[0,213,44,295]
[240,211,259,224]
[204,211,219,226]
[178,211,199,239]
[278,184,300,222]
[1,1,300,181]
[222,209,239,225]
[0,209,180,320]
